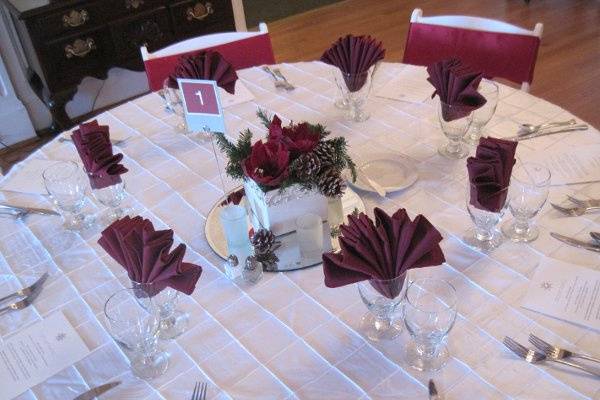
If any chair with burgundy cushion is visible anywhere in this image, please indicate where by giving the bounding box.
[403,9,543,91]
[141,22,275,92]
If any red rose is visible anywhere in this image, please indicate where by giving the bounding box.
[268,115,320,156]
[242,140,290,188]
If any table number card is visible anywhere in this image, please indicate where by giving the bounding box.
[0,312,90,400]
[522,258,600,332]
[178,78,226,133]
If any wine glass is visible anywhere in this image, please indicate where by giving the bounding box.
[42,161,89,231]
[92,180,127,225]
[161,79,194,135]
[334,66,377,122]
[404,278,457,372]
[464,182,506,252]
[437,100,473,159]
[131,281,189,340]
[502,162,551,242]
[463,79,499,145]
[104,287,169,379]
[357,273,407,341]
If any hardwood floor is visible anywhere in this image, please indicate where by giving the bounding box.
[1,0,599,173]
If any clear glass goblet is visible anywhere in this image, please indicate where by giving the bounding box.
[463,79,499,145]
[335,66,376,122]
[404,278,457,372]
[92,180,126,225]
[437,101,473,159]
[161,79,196,136]
[332,69,349,110]
[464,183,506,252]
[131,281,189,340]
[502,162,551,242]
[357,273,407,341]
[104,287,169,380]
[42,161,89,231]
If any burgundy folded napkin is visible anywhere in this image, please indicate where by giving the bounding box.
[220,188,245,207]
[323,208,445,298]
[71,120,127,189]
[320,34,385,92]
[98,216,202,295]
[167,50,238,94]
[427,58,487,121]
[467,137,518,212]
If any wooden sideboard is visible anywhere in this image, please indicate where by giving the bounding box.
[1,0,237,131]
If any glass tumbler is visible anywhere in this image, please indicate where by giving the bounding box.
[334,66,376,122]
[464,183,506,252]
[464,79,499,145]
[131,281,189,340]
[404,278,458,372]
[502,162,551,242]
[92,180,127,225]
[104,287,169,379]
[357,273,407,341]
[42,161,89,231]
[437,101,473,159]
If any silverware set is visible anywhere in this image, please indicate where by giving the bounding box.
[507,119,589,141]
[191,382,208,400]
[503,336,600,377]
[550,232,600,253]
[0,203,60,219]
[262,66,295,91]
[0,272,49,316]
[550,195,600,251]
[73,381,121,400]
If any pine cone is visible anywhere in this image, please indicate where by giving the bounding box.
[313,142,337,168]
[291,152,322,182]
[317,168,347,198]
[251,229,276,254]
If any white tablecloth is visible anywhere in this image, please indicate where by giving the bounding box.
[1,62,599,400]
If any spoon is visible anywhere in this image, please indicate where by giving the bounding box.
[519,119,577,136]
[590,232,600,243]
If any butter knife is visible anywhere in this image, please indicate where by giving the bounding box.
[428,379,441,400]
[0,204,60,216]
[73,381,121,400]
[550,232,600,253]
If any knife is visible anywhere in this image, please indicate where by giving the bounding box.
[428,379,441,400]
[550,232,600,253]
[0,203,60,216]
[73,381,121,400]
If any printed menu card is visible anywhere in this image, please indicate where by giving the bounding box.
[0,312,90,400]
[522,258,600,332]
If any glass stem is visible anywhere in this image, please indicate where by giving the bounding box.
[447,138,461,154]
[475,226,493,242]
[514,218,530,234]
[416,341,441,359]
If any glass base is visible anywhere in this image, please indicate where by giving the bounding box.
[463,132,481,146]
[131,351,169,380]
[98,207,124,226]
[438,143,468,159]
[463,228,503,252]
[159,310,189,340]
[63,214,94,232]
[360,312,403,342]
[345,108,370,122]
[501,221,539,242]
[405,342,449,372]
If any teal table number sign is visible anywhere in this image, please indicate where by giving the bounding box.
[177,78,226,133]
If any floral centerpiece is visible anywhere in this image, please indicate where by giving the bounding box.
[215,109,356,235]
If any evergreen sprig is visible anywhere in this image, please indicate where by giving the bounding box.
[214,130,253,180]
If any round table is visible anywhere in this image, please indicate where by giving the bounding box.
[1,62,599,400]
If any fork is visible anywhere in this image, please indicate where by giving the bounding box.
[262,66,294,91]
[0,287,44,316]
[503,337,600,377]
[551,203,600,216]
[273,68,295,90]
[191,382,207,400]
[0,272,49,304]
[566,195,600,208]
[529,334,600,364]
[58,136,130,146]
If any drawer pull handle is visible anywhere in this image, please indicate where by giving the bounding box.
[125,0,144,9]
[62,9,89,27]
[65,38,96,58]
[187,2,213,21]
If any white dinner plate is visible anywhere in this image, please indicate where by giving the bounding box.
[348,156,418,194]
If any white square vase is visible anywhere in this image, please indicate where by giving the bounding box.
[243,179,328,236]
